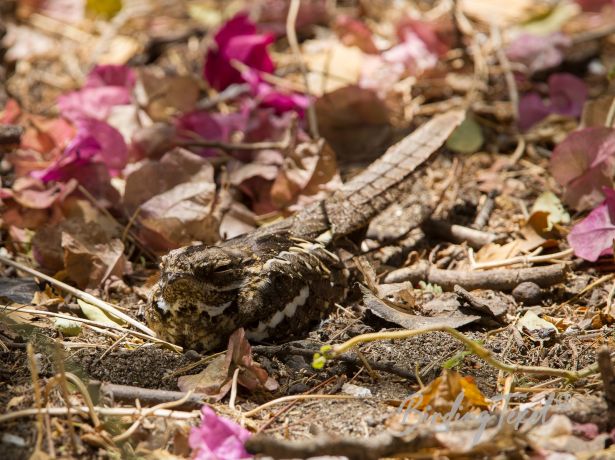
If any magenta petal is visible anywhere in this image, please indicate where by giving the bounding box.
[84,64,136,90]
[203,13,275,90]
[32,136,100,182]
[214,13,257,49]
[548,73,587,117]
[32,119,127,182]
[189,406,251,460]
[58,87,131,121]
[242,68,309,115]
[568,191,615,261]
[518,92,550,131]
[79,118,128,173]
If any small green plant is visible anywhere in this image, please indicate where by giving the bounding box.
[418,280,443,295]
[312,345,332,369]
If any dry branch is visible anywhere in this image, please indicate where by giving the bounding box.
[384,260,568,291]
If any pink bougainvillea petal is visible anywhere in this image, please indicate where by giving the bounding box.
[518,73,587,132]
[32,118,127,181]
[204,13,275,91]
[189,406,251,460]
[58,64,135,121]
[568,188,615,261]
[58,87,131,122]
[506,32,570,74]
[549,127,615,210]
[242,68,309,116]
[518,92,550,132]
[84,64,136,89]
[548,73,587,117]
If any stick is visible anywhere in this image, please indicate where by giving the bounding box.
[0,254,156,337]
[286,0,319,139]
[598,346,615,429]
[383,260,568,291]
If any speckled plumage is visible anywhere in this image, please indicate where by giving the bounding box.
[146,111,466,351]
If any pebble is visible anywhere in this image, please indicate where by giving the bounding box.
[512,281,542,305]
[288,383,310,394]
[284,354,307,370]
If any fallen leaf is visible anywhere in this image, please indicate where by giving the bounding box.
[528,191,570,234]
[77,299,125,326]
[271,140,342,211]
[445,114,484,154]
[516,310,558,341]
[63,233,129,289]
[549,127,615,211]
[178,328,278,400]
[139,71,200,121]
[53,318,82,336]
[402,369,490,415]
[361,285,480,330]
[124,148,221,250]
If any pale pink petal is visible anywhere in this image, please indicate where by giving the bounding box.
[189,406,251,460]
[568,189,615,261]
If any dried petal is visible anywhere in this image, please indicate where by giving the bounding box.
[568,188,615,261]
[549,127,615,210]
[506,32,570,74]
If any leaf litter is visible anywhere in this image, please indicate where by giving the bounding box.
[1,1,615,459]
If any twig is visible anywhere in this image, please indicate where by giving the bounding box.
[605,97,615,128]
[598,346,615,429]
[243,395,363,418]
[319,326,602,382]
[0,254,156,337]
[178,132,291,151]
[27,343,46,456]
[286,0,319,139]
[112,390,194,442]
[2,306,181,352]
[53,348,80,453]
[472,190,498,229]
[100,383,210,410]
[423,219,497,249]
[0,406,200,424]
[492,25,519,122]
[256,376,337,434]
[253,344,417,380]
[468,247,573,270]
[383,260,568,291]
[561,272,615,307]
[44,372,101,429]
[229,368,240,411]
[246,430,434,460]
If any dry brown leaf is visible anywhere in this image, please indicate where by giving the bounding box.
[62,233,130,290]
[178,328,278,400]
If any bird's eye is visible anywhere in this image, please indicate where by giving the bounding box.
[213,263,233,273]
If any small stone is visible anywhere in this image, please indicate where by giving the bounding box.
[283,355,307,370]
[183,350,201,360]
[512,282,542,305]
[288,383,309,394]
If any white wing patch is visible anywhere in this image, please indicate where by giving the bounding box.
[246,286,310,341]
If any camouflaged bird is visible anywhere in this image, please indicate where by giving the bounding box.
[146,111,465,351]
